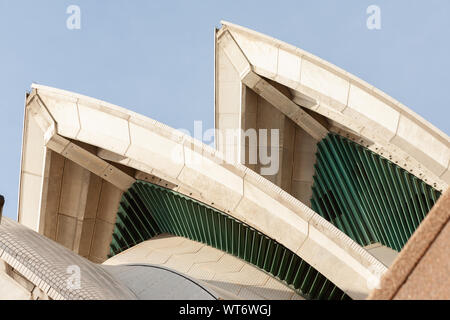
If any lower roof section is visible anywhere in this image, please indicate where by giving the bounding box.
[105,234,303,300]
[108,182,344,300]
[0,217,225,300]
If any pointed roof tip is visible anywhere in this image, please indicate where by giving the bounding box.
[219,20,251,32]
[219,20,250,31]
[219,20,232,27]
[217,20,291,49]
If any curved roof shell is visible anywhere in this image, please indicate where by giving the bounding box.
[216,21,450,192]
[16,22,449,300]
[19,83,386,299]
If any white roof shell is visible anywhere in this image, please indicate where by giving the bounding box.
[19,83,386,299]
[17,22,450,300]
[217,21,450,191]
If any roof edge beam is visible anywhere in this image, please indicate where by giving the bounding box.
[27,95,136,192]
[217,31,328,141]
[47,135,135,191]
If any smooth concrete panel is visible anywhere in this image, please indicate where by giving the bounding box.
[217,82,241,115]
[77,102,130,155]
[126,121,185,179]
[18,111,46,229]
[218,113,240,131]
[218,84,241,115]
[218,47,242,83]
[276,47,302,87]
[301,58,349,107]
[18,173,42,231]
[43,151,65,241]
[347,84,400,140]
[392,114,450,175]
[22,115,46,176]
[231,30,278,78]
[216,46,242,157]
[37,89,80,138]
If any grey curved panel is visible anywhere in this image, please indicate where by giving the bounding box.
[104,264,218,300]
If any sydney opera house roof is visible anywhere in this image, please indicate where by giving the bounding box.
[0,21,448,300]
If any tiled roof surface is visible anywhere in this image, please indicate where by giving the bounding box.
[0,218,136,300]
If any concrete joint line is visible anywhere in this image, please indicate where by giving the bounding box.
[123,119,132,157]
[22,170,42,179]
[389,116,401,143]
[74,99,82,140]
[175,143,186,181]
[298,54,304,85]
[275,46,280,78]
[232,174,246,213]
[296,221,310,254]
[343,80,351,113]
[28,94,56,135]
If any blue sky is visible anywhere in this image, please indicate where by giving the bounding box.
[0,0,449,219]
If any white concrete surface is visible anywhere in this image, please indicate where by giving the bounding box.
[219,21,450,192]
[19,84,388,299]
[14,21,449,301]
